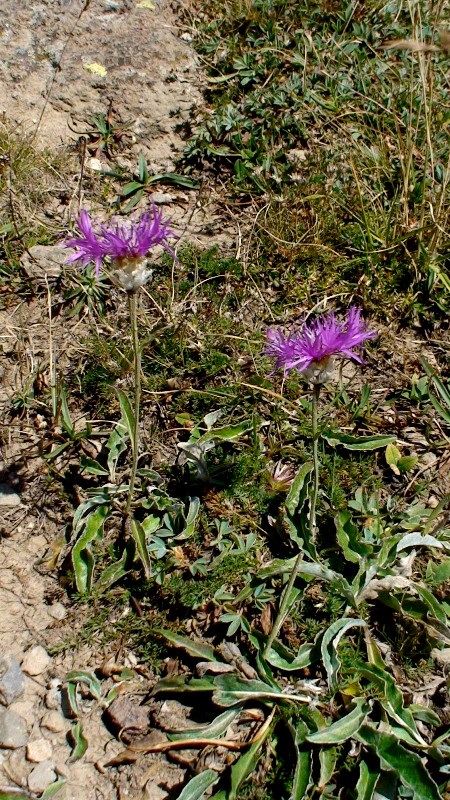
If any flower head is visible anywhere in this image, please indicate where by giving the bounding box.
[64,206,176,290]
[265,307,377,384]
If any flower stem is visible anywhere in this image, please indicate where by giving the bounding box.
[125,289,141,518]
[263,383,321,660]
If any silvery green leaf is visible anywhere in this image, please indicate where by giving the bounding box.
[321,618,367,691]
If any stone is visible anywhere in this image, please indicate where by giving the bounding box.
[41,710,66,733]
[104,695,149,741]
[0,655,25,705]
[44,687,61,710]
[20,245,66,283]
[22,645,51,676]
[28,760,57,793]
[431,648,450,667]
[0,483,21,507]
[47,602,67,621]
[0,709,28,748]
[26,738,53,763]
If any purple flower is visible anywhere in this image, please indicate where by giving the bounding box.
[64,206,176,279]
[265,307,377,384]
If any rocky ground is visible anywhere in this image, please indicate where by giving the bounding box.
[0,1,234,797]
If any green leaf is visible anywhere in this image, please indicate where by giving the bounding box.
[121,180,144,197]
[138,152,149,182]
[265,640,317,672]
[319,746,337,791]
[358,665,425,745]
[356,724,441,800]
[177,770,220,800]
[212,675,312,707]
[321,618,367,692]
[116,389,136,453]
[289,720,313,800]
[322,432,396,451]
[285,461,313,515]
[66,681,79,717]
[72,504,109,594]
[107,421,128,480]
[41,779,67,798]
[131,518,152,579]
[356,760,378,800]
[307,699,370,744]
[151,628,218,661]
[168,709,239,741]
[0,793,32,800]
[68,721,88,762]
[335,510,372,563]
[95,548,131,593]
[397,455,419,473]
[229,716,274,799]
[151,675,215,695]
[428,558,450,586]
[386,442,401,472]
[196,422,252,446]
[66,670,102,701]
[181,496,200,538]
[80,456,109,476]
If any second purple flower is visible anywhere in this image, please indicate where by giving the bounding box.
[265,307,377,385]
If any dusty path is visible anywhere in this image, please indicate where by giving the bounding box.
[0,1,232,797]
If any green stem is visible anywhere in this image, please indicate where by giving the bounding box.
[125,290,141,518]
[263,383,321,660]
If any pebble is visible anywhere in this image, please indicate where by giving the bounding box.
[22,645,51,676]
[28,760,57,793]
[41,710,66,733]
[0,655,25,705]
[0,483,21,506]
[0,709,28,748]
[20,244,66,283]
[45,687,61,709]
[47,602,67,621]
[26,737,53,763]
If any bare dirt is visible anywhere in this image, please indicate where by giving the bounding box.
[0,1,235,797]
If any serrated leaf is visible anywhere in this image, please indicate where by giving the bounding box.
[356,724,441,800]
[177,770,219,800]
[322,432,396,451]
[307,698,370,744]
[72,504,109,594]
[321,618,367,692]
[151,628,219,661]
[68,721,88,762]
